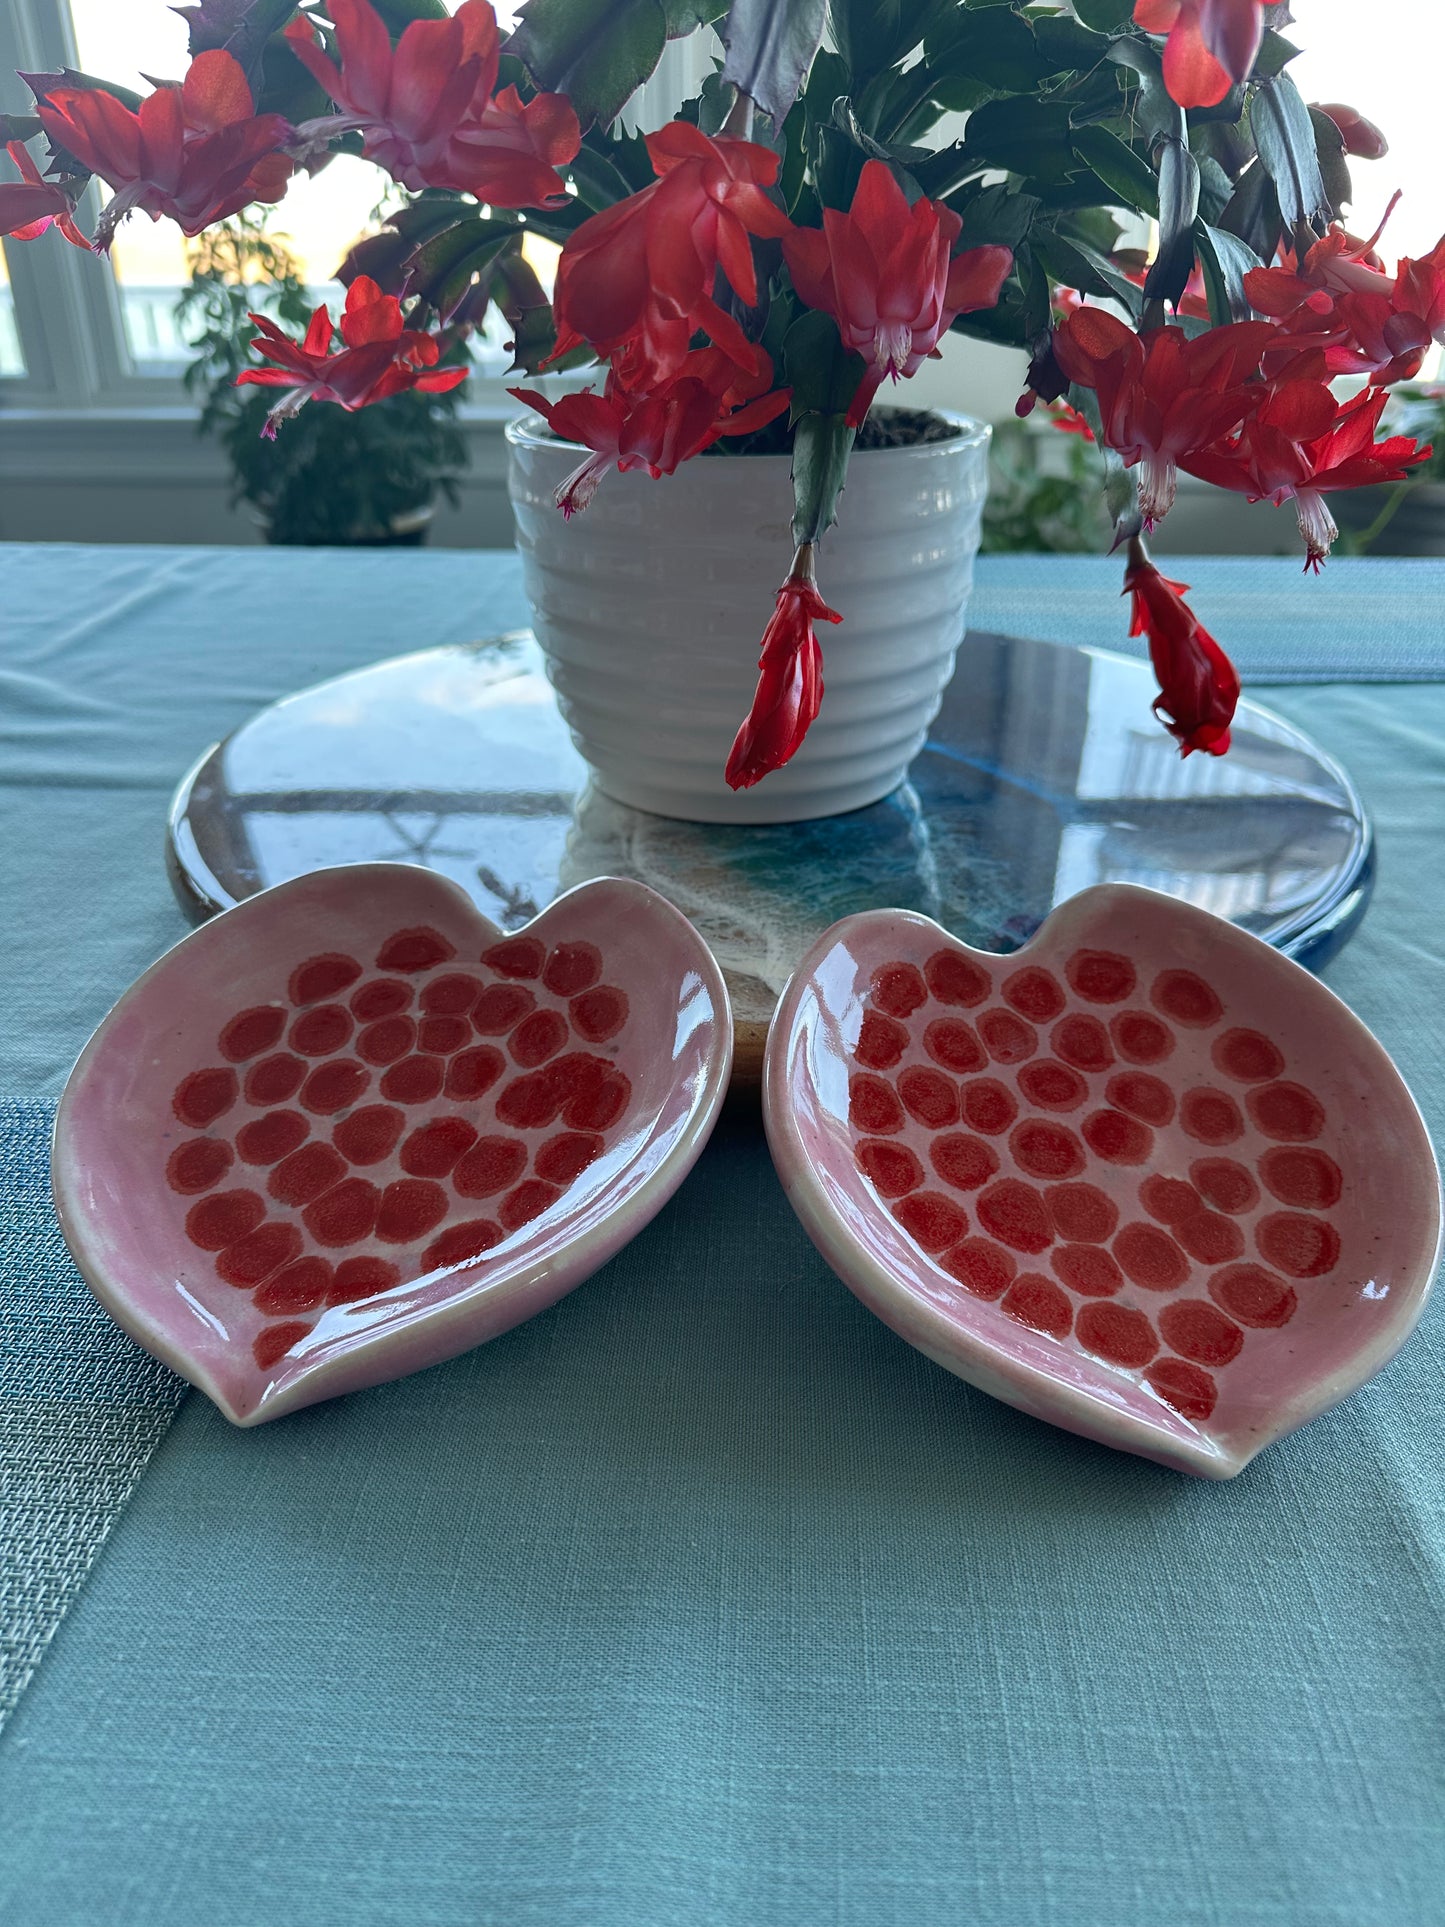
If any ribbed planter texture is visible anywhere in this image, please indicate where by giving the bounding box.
[507,410,991,824]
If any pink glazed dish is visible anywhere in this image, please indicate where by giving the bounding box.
[53,864,732,1425]
[763,884,1441,1478]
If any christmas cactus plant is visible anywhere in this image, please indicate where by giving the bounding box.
[2,0,1438,783]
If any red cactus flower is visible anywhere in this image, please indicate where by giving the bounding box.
[32,51,291,247]
[1052,307,1274,526]
[1133,0,1266,110]
[549,121,793,380]
[285,0,578,209]
[1313,102,1389,162]
[1184,382,1431,569]
[725,566,842,789]
[1125,553,1239,757]
[782,159,1012,428]
[510,345,790,516]
[0,139,88,247]
[236,275,467,437]
[1243,208,1440,385]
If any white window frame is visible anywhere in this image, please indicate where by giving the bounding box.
[0,0,714,419]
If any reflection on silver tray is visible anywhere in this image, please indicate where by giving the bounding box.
[167,629,1373,1072]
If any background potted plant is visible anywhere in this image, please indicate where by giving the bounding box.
[2,0,1441,819]
[1332,383,1445,556]
[177,209,469,546]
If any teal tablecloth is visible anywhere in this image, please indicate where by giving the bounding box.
[3,546,1445,1927]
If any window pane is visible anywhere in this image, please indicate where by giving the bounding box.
[1288,0,1439,262]
[67,0,520,376]
[0,243,26,378]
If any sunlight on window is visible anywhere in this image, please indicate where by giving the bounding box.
[1288,0,1439,261]
[0,240,25,376]
[68,0,519,372]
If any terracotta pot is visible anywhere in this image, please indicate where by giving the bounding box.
[506,412,990,824]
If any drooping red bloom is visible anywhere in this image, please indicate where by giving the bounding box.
[0,139,88,247]
[1124,555,1239,757]
[285,0,578,209]
[510,345,790,516]
[725,571,843,789]
[1133,0,1266,109]
[237,275,467,437]
[1184,382,1431,569]
[32,51,291,247]
[549,121,793,380]
[1052,307,1274,525]
[1313,103,1389,161]
[782,159,1012,428]
[1243,209,1438,385]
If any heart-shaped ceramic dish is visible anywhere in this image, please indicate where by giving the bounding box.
[764,883,1440,1478]
[54,864,731,1425]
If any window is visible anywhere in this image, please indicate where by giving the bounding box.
[6,0,1435,417]
[0,0,630,409]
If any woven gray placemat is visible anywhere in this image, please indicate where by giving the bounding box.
[0,1100,186,1729]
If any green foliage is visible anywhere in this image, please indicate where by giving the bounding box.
[721,0,830,126]
[982,421,1112,555]
[177,211,468,547]
[510,0,719,131]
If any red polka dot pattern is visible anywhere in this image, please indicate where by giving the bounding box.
[330,1256,400,1304]
[850,1074,904,1135]
[925,949,990,1008]
[924,1018,986,1075]
[300,1060,369,1116]
[376,928,455,974]
[961,1079,1017,1136]
[1053,1014,1113,1073]
[167,926,639,1367]
[1259,1146,1342,1210]
[166,1138,234,1195]
[1146,1356,1218,1421]
[1002,967,1065,1022]
[1110,1011,1174,1064]
[1002,1273,1073,1337]
[841,940,1343,1435]
[978,1008,1037,1065]
[1067,951,1136,1004]
[173,1068,238,1129]
[218,1007,285,1063]
[357,1015,415,1066]
[544,943,603,998]
[1018,1060,1087,1112]
[244,1054,304,1106]
[472,984,534,1035]
[1076,1301,1157,1367]
[897,1066,958,1129]
[445,1047,506,1102]
[1180,1087,1243,1146]
[1151,969,1223,1028]
[235,1110,308,1167]
[930,1134,999,1192]
[871,962,927,1017]
[351,979,411,1021]
[893,1192,970,1254]
[1190,1157,1259,1215]
[1046,1182,1118,1244]
[1106,1071,1175,1128]
[289,954,363,1006]
[289,1004,352,1057]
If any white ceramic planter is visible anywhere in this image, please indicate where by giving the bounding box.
[507,410,991,824]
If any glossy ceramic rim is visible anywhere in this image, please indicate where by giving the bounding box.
[762,882,1442,1479]
[504,406,993,462]
[52,864,734,1425]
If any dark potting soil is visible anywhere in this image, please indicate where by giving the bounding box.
[703,405,961,458]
